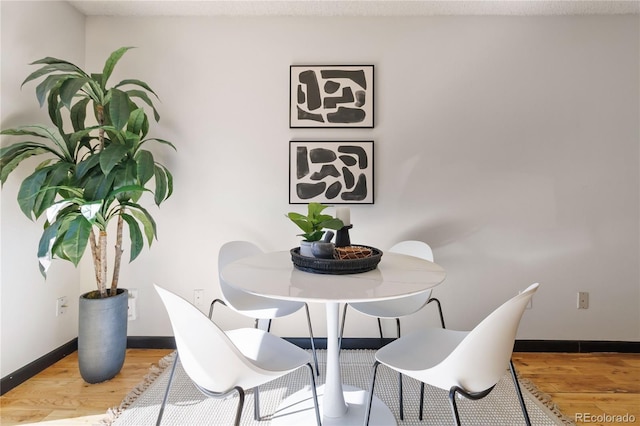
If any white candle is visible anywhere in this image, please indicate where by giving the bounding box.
[336,207,350,226]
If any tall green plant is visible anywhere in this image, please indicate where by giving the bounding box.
[0,47,175,298]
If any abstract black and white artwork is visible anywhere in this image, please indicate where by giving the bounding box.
[290,65,374,128]
[289,141,374,204]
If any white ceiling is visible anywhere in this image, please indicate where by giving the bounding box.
[69,0,640,17]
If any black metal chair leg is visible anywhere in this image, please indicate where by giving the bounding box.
[427,297,446,328]
[304,303,320,376]
[233,387,245,426]
[208,299,227,319]
[306,363,322,426]
[364,361,381,426]
[399,371,404,420]
[419,382,425,420]
[395,318,404,419]
[448,388,462,426]
[377,317,384,339]
[510,360,531,426]
[156,352,179,426]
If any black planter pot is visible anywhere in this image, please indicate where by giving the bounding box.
[78,288,128,384]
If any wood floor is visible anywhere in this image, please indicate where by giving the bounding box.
[1,350,638,425]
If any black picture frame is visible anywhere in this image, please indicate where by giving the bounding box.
[290,65,374,128]
[289,140,374,204]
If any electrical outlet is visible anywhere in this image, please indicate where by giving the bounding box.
[577,291,589,309]
[128,289,138,320]
[56,296,68,316]
[194,289,204,309]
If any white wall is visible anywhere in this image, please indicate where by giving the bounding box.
[2,3,638,377]
[1,1,85,377]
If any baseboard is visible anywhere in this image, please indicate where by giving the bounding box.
[0,338,77,396]
[129,336,640,353]
[3,337,638,396]
[514,339,640,353]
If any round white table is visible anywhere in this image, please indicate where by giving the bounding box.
[221,250,446,425]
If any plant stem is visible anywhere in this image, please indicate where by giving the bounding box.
[89,229,106,297]
[99,231,108,297]
[96,105,105,150]
[111,214,124,295]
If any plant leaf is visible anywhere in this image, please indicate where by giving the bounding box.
[37,220,62,278]
[153,165,167,205]
[102,47,134,88]
[108,89,130,131]
[17,169,48,219]
[123,202,157,242]
[58,214,91,266]
[99,142,128,175]
[140,137,177,151]
[21,63,85,88]
[0,146,49,184]
[70,97,90,132]
[126,89,160,121]
[83,172,116,201]
[59,77,90,109]
[121,213,144,262]
[35,74,69,107]
[115,79,158,98]
[135,150,154,185]
[129,208,155,246]
[127,108,147,136]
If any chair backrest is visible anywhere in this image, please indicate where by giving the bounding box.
[154,284,256,392]
[387,240,434,309]
[218,241,263,303]
[389,240,434,262]
[438,283,539,393]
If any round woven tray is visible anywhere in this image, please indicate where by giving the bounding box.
[290,245,383,275]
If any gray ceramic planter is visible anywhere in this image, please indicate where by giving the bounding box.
[78,288,128,384]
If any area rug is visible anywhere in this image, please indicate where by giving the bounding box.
[102,350,575,425]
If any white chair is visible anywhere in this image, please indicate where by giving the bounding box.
[364,283,539,426]
[210,240,319,375]
[339,240,445,419]
[154,284,321,426]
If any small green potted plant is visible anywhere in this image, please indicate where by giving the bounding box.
[286,202,343,257]
[0,47,175,383]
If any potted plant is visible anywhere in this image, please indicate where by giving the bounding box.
[0,47,175,383]
[286,202,343,257]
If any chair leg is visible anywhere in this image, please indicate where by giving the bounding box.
[377,318,384,339]
[208,299,227,319]
[395,317,404,420]
[233,387,245,426]
[419,382,425,420]
[448,388,462,426]
[364,361,381,426]
[156,352,179,426]
[427,297,446,328]
[448,385,495,426]
[510,360,531,426]
[306,363,322,426]
[304,303,320,376]
[398,371,404,420]
[253,387,260,421]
